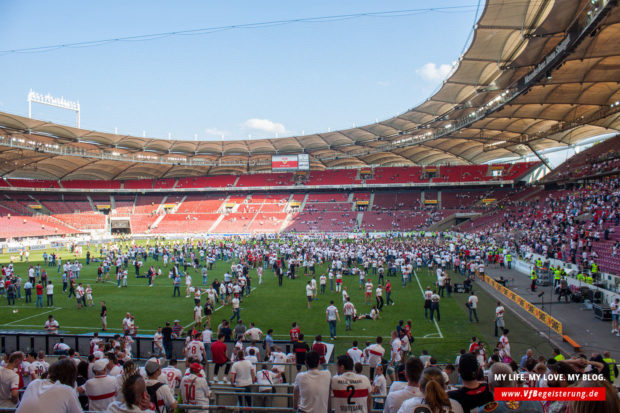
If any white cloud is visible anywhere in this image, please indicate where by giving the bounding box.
[416,62,454,82]
[204,127,228,138]
[242,118,287,135]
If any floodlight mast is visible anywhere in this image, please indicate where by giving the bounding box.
[27,89,81,127]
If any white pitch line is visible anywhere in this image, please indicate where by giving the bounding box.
[413,270,444,339]
[183,287,256,330]
[5,308,61,325]
[0,324,125,331]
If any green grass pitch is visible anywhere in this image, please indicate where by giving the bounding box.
[0,243,554,362]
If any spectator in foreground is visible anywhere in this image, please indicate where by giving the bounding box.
[0,352,24,408]
[105,374,152,413]
[568,380,620,413]
[384,356,425,413]
[293,351,331,413]
[398,366,464,413]
[16,358,82,413]
[448,353,493,412]
[479,362,543,412]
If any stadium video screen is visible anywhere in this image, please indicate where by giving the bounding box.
[272,154,309,171]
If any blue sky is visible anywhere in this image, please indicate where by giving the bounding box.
[0,1,480,141]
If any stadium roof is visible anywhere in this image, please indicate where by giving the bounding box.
[1,0,619,180]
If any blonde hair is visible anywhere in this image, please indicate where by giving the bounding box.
[419,367,451,412]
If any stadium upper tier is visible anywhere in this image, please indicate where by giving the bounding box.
[0,162,539,191]
[0,0,619,180]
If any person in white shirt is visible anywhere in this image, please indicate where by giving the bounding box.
[499,329,511,358]
[180,363,211,412]
[326,301,340,340]
[185,334,207,363]
[230,296,241,322]
[79,359,119,412]
[255,365,281,408]
[153,327,164,358]
[244,322,263,342]
[331,355,372,413]
[366,337,385,379]
[495,301,505,337]
[160,360,182,390]
[16,358,82,413]
[44,315,59,334]
[144,358,177,412]
[343,297,356,331]
[230,351,256,408]
[397,366,464,413]
[306,281,314,309]
[390,330,402,367]
[467,291,479,323]
[293,351,332,413]
[384,356,424,413]
[372,365,387,411]
[347,341,364,364]
[0,352,22,408]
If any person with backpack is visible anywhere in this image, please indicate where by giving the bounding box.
[144,358,177,413]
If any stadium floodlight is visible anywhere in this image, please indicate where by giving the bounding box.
[27,90,81,127]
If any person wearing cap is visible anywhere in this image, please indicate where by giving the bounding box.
[180,362,211,412]
[448,353,492,412]
[144,358,177,412]
[79,358,119,412]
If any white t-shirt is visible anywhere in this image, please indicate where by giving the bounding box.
[17,379,83,413]
[0,367,19,406]
[46,284,54,295]
[343,302,356,316]
[245,327,262,341]
[347,347,363,364]
[391,338,402,362]
[160,367,182,389]
[231,360,255,387]
[468,295,478,309]
[331,371,372,413]
[256,369,278,392]
[201,329,213,344]
[326,305,338,321]
[384,385,424,413]
[398,396,464,413]
[232,297,240,309]
[373,374,387,404]
[180,373,210,408]
[294,369,332,413]
[186,340,205,362]
[366,343,385,367]
[306,284,313,297]
[83,375,119,412]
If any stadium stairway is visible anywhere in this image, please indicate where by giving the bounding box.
[368,193,375,211]
[86,195,97,212]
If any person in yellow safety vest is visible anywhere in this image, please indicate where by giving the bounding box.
[530,269,537,292]
[554,268,561,288]
[603,351,618,383]
[576,272,585,282]
[535,258,542,268]
[506,253,512,269]
[591,262,598,278]
[552,348,565,361]
[585,274,594,284]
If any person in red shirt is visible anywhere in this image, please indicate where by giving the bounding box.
[385,281,394,305]
[35,282,44,308]
[468,336,479,354]
[311,335,327,366]
[211,333,230,383]
[290,322,301,341]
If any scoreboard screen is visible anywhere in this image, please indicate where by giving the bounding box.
[272,154,309,171]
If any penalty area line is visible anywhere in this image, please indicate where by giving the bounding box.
[4,308,62,325]
[413,270,444,339]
